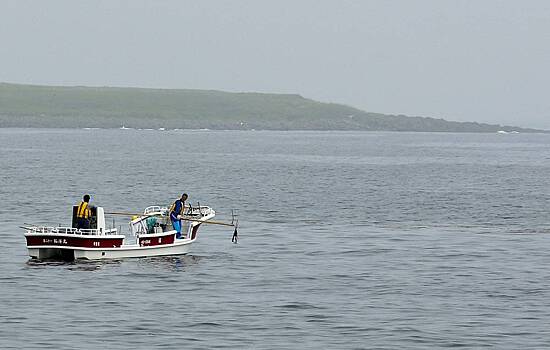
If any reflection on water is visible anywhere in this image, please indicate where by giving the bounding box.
[25,257,123,271]
[25,254,203,272]
[25,258,72,267]
[137,254,203,271]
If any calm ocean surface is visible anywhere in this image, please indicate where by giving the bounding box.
[1,129,550,349]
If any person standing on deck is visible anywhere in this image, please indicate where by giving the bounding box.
[170,193,188,239]
[76,194,92,230]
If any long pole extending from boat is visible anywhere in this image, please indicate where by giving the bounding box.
[104,211,235,227]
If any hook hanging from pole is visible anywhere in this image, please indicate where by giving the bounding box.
[231,219,239,244]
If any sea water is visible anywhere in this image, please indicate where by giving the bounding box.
[1,129,550,349]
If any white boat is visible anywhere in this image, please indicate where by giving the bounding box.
[23,204,219,261]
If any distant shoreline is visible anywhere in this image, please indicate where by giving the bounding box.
[1,127,548,135]
[0,82,545,133]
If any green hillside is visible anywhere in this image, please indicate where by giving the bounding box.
[0,82,542,132]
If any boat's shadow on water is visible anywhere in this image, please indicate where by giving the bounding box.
[137,254,203,271]
[25,254,203,271]
[25,258,122,271]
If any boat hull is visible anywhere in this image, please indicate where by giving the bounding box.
[27,238,194,260]
[73,239,193,259]
[25,231,196,260]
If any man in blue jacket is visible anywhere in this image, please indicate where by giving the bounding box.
[170,193,188,239]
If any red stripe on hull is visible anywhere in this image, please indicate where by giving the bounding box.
[139,232,175,247]
[26,235,123,248]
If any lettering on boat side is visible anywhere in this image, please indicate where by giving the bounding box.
[27,236,124,248]
[137,233,175,247]
[42,238,68,245]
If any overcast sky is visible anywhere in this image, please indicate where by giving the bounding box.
[1,0,549,128]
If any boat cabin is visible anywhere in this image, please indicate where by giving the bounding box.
[71,205,107,234]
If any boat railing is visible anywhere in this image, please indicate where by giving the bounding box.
[25,226,117,236]
[185,206,214,217]
[143,205,214,218]
[143,206,169,216]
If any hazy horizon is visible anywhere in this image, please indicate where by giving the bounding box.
[1,0,549,129]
